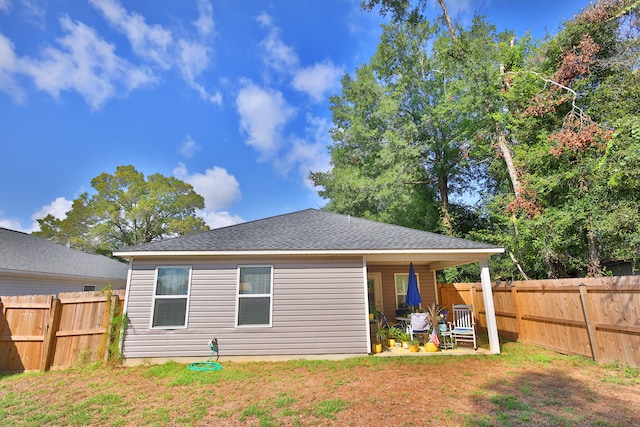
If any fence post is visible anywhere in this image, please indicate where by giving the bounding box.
[41,298,61,371]
[511,285,525,342]
[579,283,599,363]
[470,285,478,320]
[101,295,120,363]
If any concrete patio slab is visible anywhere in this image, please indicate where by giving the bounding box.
[373,345,493,357]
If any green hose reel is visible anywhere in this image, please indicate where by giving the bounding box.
[187,338,222,371]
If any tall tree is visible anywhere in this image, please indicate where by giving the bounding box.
[34,165,208,254]
[311,19,477,234]
[318,0,640,280]
[476,0,640,278]
[362,0,457,41]
[529,1,639,276]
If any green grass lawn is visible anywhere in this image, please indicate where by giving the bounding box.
[1,342,639,426]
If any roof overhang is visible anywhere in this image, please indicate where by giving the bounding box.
[0,268,127,282]
[113,247,504,270]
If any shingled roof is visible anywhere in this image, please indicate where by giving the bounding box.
[0,228,128,281]
[115,209,501,255]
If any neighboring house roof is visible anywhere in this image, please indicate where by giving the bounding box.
[114,209,503,267]
[0,227,128,281]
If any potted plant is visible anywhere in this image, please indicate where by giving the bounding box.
[387,326,399,347]
[369,305,379,321]
[408,340,420,352]
[424,303,446,352]
[374,325,388,353]
[372,316,389,353]
[397,330,411,348]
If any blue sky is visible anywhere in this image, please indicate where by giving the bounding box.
[0,0,590,233]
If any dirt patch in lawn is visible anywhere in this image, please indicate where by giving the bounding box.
[1,342,639,426]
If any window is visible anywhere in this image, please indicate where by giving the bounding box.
[237,266,273,327]
[151,266,191,328]
[83,285,96,292]
[394,273,419,308]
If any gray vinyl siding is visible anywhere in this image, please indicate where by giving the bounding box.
[123,256,369,359]
[0,273,126,296]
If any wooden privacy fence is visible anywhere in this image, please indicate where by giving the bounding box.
[439,276,640,367]
[0,290,125,373]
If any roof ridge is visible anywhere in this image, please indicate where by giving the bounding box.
[114,208,502,254]
[0,227,30,235]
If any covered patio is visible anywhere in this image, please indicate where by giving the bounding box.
[364,249,503,356]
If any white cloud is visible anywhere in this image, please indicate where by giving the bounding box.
[276,114,331,188]
[177,38,221,105]
[19,0,46,26]
[178,135,201,158]
[0,0,10,13]
[0,33,24,102]
[193,0,214,37]
[89,0,173,68]
[175,164,241,210]
[177,39,209,80]
[90,0,222,104]
[236,79,295,156]
[32,196,72,221]
[0,216,26,232]
[19,16,156,110]
[257,11,298,74]
[198,210,244,229]
[0,197,73,233]
[3,0,219,108]
[173,163,244,229]
[292,60,343,103]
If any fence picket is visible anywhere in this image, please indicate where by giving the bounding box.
[579,284,599,363]
[42,298,61,371]
[0,290,125,373]
[439,276,640,367]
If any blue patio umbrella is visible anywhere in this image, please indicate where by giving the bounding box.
[405,262,421,309]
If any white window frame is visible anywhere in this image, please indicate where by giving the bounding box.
[394,272,419,309]
[150,265,192,329]
[235,265,273,327]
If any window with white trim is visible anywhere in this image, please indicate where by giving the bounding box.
[237,266,273,326]
[151,266,191,328]
[394,273,419,308]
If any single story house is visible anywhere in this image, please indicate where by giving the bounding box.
[114,209,504,364]
[0,227,128,296]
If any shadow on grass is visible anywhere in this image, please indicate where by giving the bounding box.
[469,368,637,426]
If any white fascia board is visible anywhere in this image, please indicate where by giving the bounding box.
[0,267,124,281]
[113,247,504,258]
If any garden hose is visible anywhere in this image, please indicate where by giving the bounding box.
[188,338,222,371]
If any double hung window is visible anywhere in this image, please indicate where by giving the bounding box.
[237,266,273,326]
[394,273,419,308]
[152,266,191,328]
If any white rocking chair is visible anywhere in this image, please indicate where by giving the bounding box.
[451,304,477,350]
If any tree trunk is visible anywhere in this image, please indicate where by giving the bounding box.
[495,122,522,198]
[438,174,453,235]
[436,0,457,41]
[587,215,603,277]
[509,251,530,280]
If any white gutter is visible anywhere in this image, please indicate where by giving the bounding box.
[113,248,504,258]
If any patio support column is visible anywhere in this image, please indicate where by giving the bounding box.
[480,258,500,354]
[362,256,372,353]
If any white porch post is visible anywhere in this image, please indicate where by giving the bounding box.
[362,256,372,353]
[480,258,501,354]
